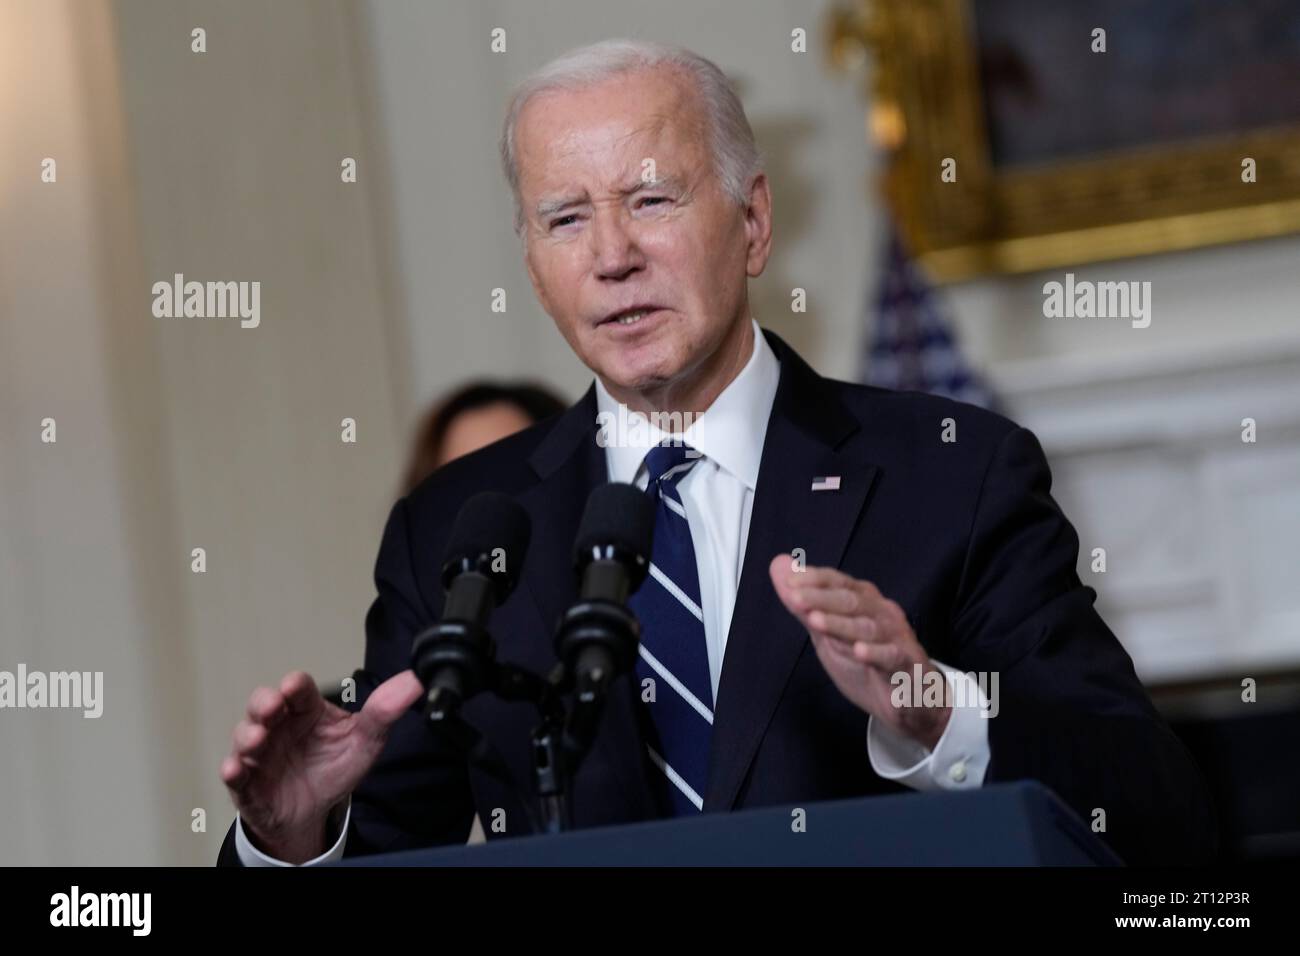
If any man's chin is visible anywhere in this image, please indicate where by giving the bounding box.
[599,368,670,398]
[591,348,681,397]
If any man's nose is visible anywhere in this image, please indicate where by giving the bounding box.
[590,207,644,280]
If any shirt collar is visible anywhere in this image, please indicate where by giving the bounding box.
[594,318,780,491]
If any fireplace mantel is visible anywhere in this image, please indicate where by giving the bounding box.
[993,336,1300,684]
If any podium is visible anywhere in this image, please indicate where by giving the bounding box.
[337,781,1121,866]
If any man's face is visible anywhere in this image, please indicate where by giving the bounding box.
[514,67,771,404]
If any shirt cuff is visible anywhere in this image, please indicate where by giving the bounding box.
[234,797,351,866]
[866,661,991,792]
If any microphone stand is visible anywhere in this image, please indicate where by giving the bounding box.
[495,661,613,835]
[424,656,610,836]
[418,554,644,834]
[493,662,573,835]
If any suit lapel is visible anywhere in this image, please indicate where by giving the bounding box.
[703,332,880,811]
[519,387,602,654]
[519,387,657,819]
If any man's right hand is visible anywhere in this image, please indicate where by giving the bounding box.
[220,669,424,863]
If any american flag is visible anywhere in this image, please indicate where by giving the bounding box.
[861,224,996,410]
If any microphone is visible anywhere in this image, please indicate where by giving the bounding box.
[554,482,655,704]
[411,492,531,722]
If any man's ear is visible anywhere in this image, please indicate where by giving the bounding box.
[743,173,774,278]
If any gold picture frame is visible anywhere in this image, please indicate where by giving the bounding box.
[828,0,1300,282]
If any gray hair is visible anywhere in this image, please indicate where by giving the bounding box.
[499,39,763,236]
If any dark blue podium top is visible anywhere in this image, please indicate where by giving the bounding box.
[337,781,1121,866]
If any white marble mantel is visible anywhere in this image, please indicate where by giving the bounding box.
[993,335,1300,684]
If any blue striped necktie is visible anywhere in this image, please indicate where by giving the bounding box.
[628,441,713,815]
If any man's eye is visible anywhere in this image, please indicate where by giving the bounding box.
[549,215,578,229]
[638,197,670,208]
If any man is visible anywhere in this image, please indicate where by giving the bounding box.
[218,40,1214,866]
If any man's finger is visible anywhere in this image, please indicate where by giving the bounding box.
[219,754,241,784]
[219,754,249,792]
[247,686,286,726]
[769,556,886,605]
[795,585,881,617]
[852,640,908,672]
[808,609,883,645]
[280,670,322,717]
[769,558,854,591]
[801,579,897,623]
[360,669,424,731]
[782,566,847,589]
[768,557,834,613]
[232,719,269,757]
[773,573,862,625]
[791,563,884,598]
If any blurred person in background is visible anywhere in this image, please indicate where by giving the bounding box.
[400,381,568,492]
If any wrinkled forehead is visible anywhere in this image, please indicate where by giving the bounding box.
[515,68,710,193]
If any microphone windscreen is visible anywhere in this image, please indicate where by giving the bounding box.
[574,482,655,562]
[442,492,532,573]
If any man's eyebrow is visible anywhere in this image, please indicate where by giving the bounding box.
[535,175,686,220]
[535,192,588,220]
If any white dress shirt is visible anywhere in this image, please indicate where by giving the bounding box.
[235,318,990,865]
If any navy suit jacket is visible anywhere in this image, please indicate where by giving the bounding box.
[219,330,1215,865]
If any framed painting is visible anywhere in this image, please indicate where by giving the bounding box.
[829,0,1300,280]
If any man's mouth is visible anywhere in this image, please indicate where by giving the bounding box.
[598,306,665,328]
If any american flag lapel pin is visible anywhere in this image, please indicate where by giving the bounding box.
[811,475,841,492]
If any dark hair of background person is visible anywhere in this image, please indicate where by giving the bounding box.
[400,381,568,494]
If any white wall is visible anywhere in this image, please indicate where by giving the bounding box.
[0,0,183,867]
[2,0,407,864]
